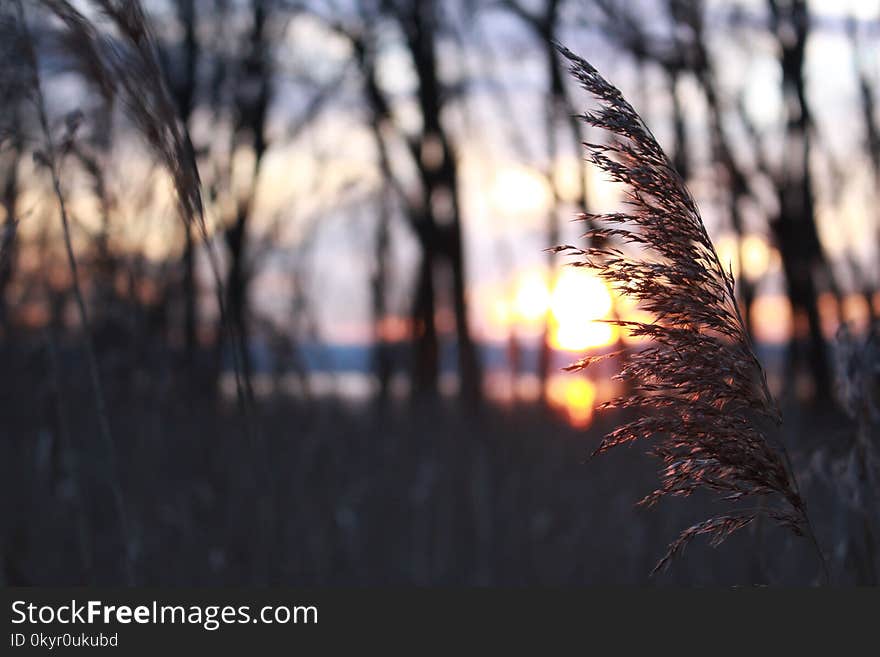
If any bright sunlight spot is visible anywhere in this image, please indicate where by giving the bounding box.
[715,233,776,282]
[513,270,551,324]
[546,376,596,428]
[489,165,552,216]
[505,267,618,351]
[549,268,617,351]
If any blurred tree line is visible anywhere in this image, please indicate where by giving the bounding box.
[1,0,879,587]
[1,0,878,408]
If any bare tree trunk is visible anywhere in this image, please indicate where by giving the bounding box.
[371,186,394,405]
[0,128,19,333]
[537,14,563,404]
[397,0,483,404]
[350,27,442,401]
[446,211,482,404]
[411,239,440,398]
[167,0,199,361]
[224,208,253,387]
[769,0,832,399]
[352,36,397,405]
[221,0,271,396]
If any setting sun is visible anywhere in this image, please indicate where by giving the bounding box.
[489,166,552,217]
[549,268,617,351]
[505,267,619,351]
[513,270,551,324]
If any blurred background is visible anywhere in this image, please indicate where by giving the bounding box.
[1,0,878,586]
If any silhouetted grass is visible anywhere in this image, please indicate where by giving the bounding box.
[553,45,827,578]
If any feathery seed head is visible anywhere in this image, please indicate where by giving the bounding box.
[556,44,810,572]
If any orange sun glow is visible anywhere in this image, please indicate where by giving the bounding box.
[546,376,597,427]
[506,267,619,351]
[548,268,617,351]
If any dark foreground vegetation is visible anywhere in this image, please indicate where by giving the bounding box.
[0,353,862,586]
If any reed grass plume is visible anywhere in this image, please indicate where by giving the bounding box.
[6,0,267,580]
[553,45,824,575]
[25,0,253,411]
[36,0,202,231]
[10,0,133,583]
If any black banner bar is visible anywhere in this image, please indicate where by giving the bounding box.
[2,588,876,653]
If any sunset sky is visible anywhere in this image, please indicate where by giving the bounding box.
[253,0,878,347]
[17,0,880,355]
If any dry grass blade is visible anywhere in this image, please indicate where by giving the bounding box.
[33,0,254,414]
[555,44,826,578]
[13,0,133,583]
[87,0,203,228]
[37,0,115,103]
[31,0,204,271]
[652,514,757,575]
